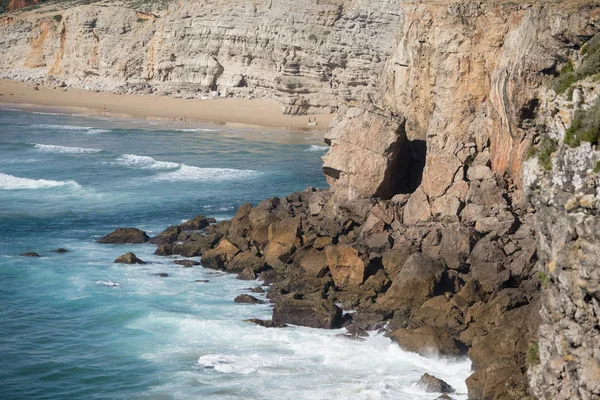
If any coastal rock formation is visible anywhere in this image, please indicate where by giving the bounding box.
[98,228,149,244]
[417,373,455,394]
[114,252,145,264]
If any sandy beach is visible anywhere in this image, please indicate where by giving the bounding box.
[0,79,333,131]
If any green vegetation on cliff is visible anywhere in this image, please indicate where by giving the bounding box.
[564,98,600,147]
[553,34,600,94]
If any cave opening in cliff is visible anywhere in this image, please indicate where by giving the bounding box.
[374,127,426,199]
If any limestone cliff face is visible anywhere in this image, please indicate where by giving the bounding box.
[0,0,400,114]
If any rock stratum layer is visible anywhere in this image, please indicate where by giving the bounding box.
[4,0,600,399]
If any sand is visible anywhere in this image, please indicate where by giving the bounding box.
[0,79,333,131]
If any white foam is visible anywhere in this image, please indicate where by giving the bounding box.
[198,354,262,374]
[87,129,112,134]
[175,128,219,133]
[33,143,102,154]
[114,154,180,170]
[0,173,80,190]
[32,124,93,131]
[155,165,259,182]
[96,280,120,288]
[306,145,328,152]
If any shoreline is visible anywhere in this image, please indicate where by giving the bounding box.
[0,79,334,132]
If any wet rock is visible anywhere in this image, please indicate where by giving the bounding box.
[114,252,145,264]
[249,286,265,293]
[234,294,265,304]
[20,252,40,257]
[272,297,342,329]
[150,225,181,245]
[417,373,455,393]
[390,326,463,357]
[378,253,445,310]
[98,228,150,244]
[245,318,286,328]
[52,248,69,253]
[180,215,213,231]
[174,259,201,267]
[325,244,366,289]
[195,279,209,283]
[155,273,169,277]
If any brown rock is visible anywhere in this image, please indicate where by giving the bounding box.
[298,248,329,278]
[180,215,214,231]
[201,239,240,270]
[272,297,342,329]
[325,244,366,289]
[20,252,40,257]
[403,186,431,225]
[98,228,150,244]
[236,267,257,280]
[114,252,145,264]
[382,245,415,280]
[226,251,265,274]
[390,326,463,357]
[149,225,181,245]
[438,224,478,270]
[248,207,275,245]
[264,217,300,268]
[417,373,455,393]
[174,259,200,267]
[234,294,265,304]
[378,253,445,310]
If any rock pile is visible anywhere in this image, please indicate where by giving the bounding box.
[151,182,540,399]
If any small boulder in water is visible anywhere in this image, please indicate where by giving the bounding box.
[234,294,265,304]
[149,225,181,245]
[98,228,150,244]
[249,286,265,294]
[174,259,201,267]
[52,248,69,253]
[114,252,145,265]
[245,318,286,328]
[195,279,210,283]
[272,297,342,329]
[155,273,169,278]
[20,252,40,257]
[417,373,455,394]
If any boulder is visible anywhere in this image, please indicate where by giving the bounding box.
[226,251,265,274]
[20,252,40,257]
[438,224,478,270]
[272,297,342,329]
[264,217,300,268]
[249,286,265,294]
[248,207,276,245]
[180,215,213,231]
[98,228,150,244]
[417,373,455,393]
[382,245,415,280]
[174,259,200,267]
[114,252,145,264]
[245,318,286,328]
[237,267,257,280]
[325,245,366,289]
[297,248,329,278]
[154,273,169,277]
[149,225,181,245]
[469,236,509,293]
[390,326,463,357]
[52,248,69,253]
[403,187,431,225]
[201,239,240,270]
[378,253,445,310]
[234,294,265,304]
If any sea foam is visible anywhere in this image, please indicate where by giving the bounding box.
[114,154,180,170]
[33,144,102,154]
[32,124,111,134]
[306,145,328,152]
[154,165,259,182]
[0,173,80,190]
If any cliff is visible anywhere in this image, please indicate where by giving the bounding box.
[2,1,600,399]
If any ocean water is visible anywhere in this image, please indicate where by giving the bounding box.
[0,108,471,400]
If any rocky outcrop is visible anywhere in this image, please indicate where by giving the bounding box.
[98,228,149,244]
[417,373,455,394]
[114,252,145,264]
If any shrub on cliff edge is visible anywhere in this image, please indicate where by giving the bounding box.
[564,98,600,147]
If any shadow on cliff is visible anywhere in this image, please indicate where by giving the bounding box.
[375,138,426,198]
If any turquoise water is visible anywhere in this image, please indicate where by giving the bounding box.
[0,108,471,399]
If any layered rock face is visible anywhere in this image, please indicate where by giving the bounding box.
[0,0,400,114]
